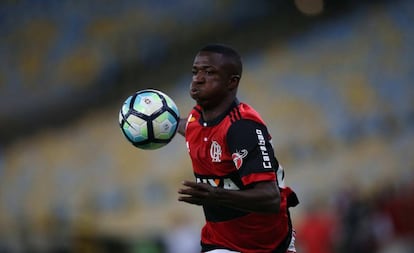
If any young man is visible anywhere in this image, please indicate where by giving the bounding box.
[177,44,298,253]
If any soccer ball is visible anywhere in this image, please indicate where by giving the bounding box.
[118,89,180,150]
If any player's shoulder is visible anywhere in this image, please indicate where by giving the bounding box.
[233,102,265,125]
[228,102,270,141]
[188,105,202,120]
[228,118,267,135]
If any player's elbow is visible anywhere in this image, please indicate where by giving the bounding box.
[259,189,281,213]
[270,194,281,213]
[262,190,281,213]
[255,182,281,213]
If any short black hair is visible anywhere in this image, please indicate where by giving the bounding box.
[199,44,243,76]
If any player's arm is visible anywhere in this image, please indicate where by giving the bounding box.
[179,119,282,213]
[177,118,187,136]
[178,180,280,213]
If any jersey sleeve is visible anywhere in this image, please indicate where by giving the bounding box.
[226,119,278,186]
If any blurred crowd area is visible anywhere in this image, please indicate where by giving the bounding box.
[1,0,414,253]
[0,0,275,145]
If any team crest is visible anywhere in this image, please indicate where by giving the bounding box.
[232,149,248,169]
[210,141,222,162]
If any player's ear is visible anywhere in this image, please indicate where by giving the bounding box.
[231,75,240,82]
[228,75,240,90]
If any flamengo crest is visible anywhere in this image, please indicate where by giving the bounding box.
[210,141,222,162]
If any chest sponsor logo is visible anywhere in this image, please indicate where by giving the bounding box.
[210,140,222,162]
[232,149,248,170]
[196,177,240,190]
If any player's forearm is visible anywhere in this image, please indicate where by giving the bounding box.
[177,118,186,136]
[212,182,281,213]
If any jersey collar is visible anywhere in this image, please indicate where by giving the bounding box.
[198,99,240,127]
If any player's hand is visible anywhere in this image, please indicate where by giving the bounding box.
[178,180,217,206]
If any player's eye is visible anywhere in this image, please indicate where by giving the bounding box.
[205,70,214,75]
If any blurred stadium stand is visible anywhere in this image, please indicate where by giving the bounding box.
[0,0,285,145]
[1,0,413,252]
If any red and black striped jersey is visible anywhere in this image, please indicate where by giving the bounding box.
[184,100,295,253]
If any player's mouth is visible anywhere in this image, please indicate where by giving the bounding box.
[190,87,200,96]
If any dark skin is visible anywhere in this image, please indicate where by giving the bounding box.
[177,51,281,214]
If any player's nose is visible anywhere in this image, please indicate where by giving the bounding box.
[192,71,205,84]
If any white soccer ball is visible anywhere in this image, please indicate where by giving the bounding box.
[118,89,180,150]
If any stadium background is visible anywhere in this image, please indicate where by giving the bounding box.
[0,0,413,252]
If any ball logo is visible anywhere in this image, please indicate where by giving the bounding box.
[144,98,152,104]
[232,149,248,170]
[163,123,170,131]
[210,141,222,162]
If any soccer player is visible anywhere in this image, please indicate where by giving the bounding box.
[177,44,299,253]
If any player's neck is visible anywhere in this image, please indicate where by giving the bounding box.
[201,97,236,122]
[201,109,222,122]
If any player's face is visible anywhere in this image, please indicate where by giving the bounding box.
[190,51,233,109]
